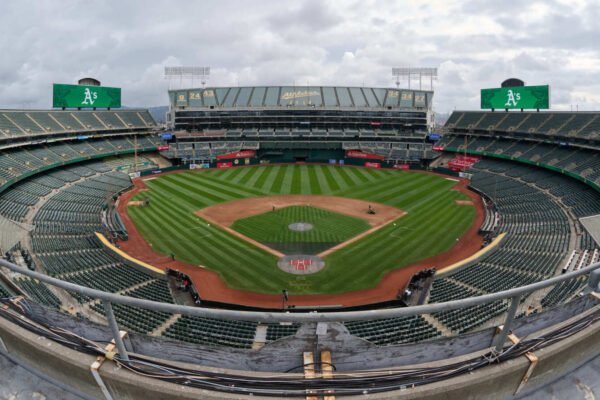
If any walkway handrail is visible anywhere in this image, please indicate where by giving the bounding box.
[1,259,599,324]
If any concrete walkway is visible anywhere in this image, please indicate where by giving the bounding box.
[0,348,598,399]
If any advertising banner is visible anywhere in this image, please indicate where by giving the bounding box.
[393,164,410,170]
[429,133,441,140]
[481,85,550,109]
[157,145,169,151]
[216,150,256,160]
[161,133,173,140]
[432,146,445,151]
[217,162,233,169]
[53,84,121,108]
[189,163,210,169]
[346,150,385,160]
[364,162,381,169]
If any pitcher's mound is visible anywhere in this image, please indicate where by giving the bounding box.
[288,222,314,232]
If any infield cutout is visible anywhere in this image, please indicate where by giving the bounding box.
[195,195,406,259]
[278,255,325,275]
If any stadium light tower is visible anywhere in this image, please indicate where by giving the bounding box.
[164,66,211,89]
[392,67,438,90]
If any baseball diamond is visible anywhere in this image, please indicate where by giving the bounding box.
[122,165,478,295]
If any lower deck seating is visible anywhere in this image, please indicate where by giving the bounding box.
[541,276,588,308]
[0,280,12,298]
[265,323,301,341]
[428,156,600,332]
[14,277,61,308]
[163,316,258,348]
[343,315,440,345]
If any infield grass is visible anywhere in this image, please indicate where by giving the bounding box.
[128,165,476,294]
[231,205,371,254]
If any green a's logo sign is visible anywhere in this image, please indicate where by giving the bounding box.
[481,85,549,110]
[53,83,121,109]
[504,90,521,107]
[82,88,99,105]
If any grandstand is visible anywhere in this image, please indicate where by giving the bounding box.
[0,99,598,399]
[161,86,438,165]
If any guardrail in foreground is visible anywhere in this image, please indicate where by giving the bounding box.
[1,259,599,359]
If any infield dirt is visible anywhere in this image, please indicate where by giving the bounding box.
[116,170,484,308]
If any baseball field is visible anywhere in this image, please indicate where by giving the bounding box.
[125,165,476,295]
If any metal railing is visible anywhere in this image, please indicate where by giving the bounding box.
[1,258,599,359]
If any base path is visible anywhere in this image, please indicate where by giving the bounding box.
[195,195,404,228]
[195,195,405,258]
[116,169,485,308]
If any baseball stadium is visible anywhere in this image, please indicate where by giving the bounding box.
[0,78,599,399]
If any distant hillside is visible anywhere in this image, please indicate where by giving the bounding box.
[147,106,168,124]
[434,112,451,127]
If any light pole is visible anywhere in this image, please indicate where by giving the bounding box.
[282,289,289,310]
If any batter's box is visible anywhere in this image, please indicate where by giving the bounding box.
[277,255,325,275]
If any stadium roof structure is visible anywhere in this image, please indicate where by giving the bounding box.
[168,86,433,110]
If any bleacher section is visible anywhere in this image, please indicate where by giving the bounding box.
[425,156,600,333]
[1,107,600,350]
[0,136,159,190]
[0,110,155,139]
[0,155,297,349]
[163,316,257,348]
[344,315,441,345]
[444,111,600,141]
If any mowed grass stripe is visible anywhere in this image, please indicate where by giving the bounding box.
[191,172,268,197]
[290,165,303,194]
[320,194,474,291]
[131,196,287,291]
[268,165,287,193]
[333,166,361,187]
[236,166,262,187]
[336,171,426,200]
[369,176,452,209]
[319,165,341,192]
[280,165,295,194]
[307,166,322,194]
[151,177,230,207]
[254,166,278,191]
[324,189,467,261]
[209,166,238,180]
[315,165,333,195]
[128,165,477,294]
[163,174,239,203]
[244,165,270,189]
[181,171,266,198]
[227,166,256,185]
[143,180,210,210]
[348,166,377,183]
[299,165,312,194]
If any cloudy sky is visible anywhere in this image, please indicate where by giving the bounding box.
[1,0,599,113]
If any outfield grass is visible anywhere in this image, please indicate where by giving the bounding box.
[127,165,476,294]
[231,205,371,254]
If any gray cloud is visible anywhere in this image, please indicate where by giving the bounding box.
[0,0,599,112]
